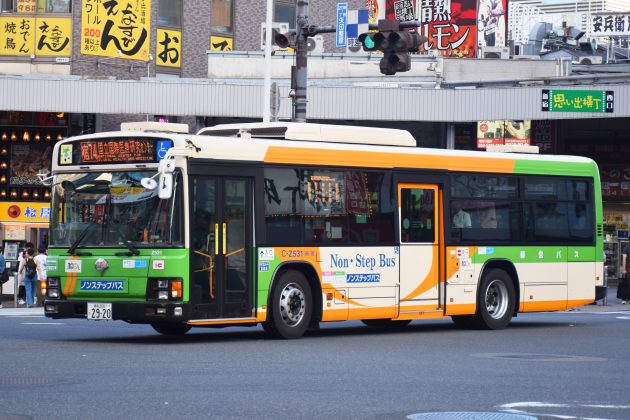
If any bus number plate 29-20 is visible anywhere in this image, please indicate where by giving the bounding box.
[87,302,112,320]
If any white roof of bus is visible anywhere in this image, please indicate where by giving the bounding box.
[197,122,417,147]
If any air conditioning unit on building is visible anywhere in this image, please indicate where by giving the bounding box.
[480,46,510,59]
[260,22,289,51]
[578,55,603,65]
[307,35,324,54]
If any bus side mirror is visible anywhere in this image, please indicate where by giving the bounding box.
[158,173,173,199]
[155,155,175,199]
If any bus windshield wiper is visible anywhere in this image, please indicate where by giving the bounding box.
[67,222,96,256]
[115,241,140,256]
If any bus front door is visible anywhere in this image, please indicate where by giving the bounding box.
[190,176,253,319]
[398,184,442,312]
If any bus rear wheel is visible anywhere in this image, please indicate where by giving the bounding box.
[361,319,411,328]
[263,270,312,339]
[151,322,192,336]
[477,268,515,329]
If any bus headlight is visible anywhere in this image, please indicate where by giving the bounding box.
[47,288,60,299]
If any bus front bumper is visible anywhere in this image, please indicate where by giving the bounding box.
[44,300,193,324]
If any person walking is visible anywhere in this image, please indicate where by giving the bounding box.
[34,247,47,306]
[18,248,41,308]
[620,242,630,304]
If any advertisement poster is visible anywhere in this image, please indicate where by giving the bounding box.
[504,120,531,145]
[476,0,507,47]
[477,120,531,149]
[81,0,151,60]
[35,17,72,56]
[365,0,477,57]
[419,0,477,58]
[10,143,53,185]
[476,120,504,149]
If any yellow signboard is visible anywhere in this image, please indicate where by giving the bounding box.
[35,17,71,56]
[81,0,151,60]
[0,17,35,56]
[0,202,50,223]
[156,28,181,68]
[210,35,233,51]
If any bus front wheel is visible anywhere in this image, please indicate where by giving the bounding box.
[151,322,192,336]
[263,270,312,339]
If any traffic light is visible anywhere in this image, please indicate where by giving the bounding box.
[274,30,296,49]
[358,20,426,75]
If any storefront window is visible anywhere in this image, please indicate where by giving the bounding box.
[158,0,181,26]
[37,0,70,13]
[1,0,13,12]
[211,0,233,34]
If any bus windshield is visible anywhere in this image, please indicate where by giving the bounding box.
[49,171,183,248]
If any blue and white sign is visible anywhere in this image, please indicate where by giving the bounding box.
[156,140,172,161]
[259,262,270,272]
[346,9,369,47]
[336,2,348,48]
[80,280,125,291]
[122,259,148,269]
[347,273,381,283]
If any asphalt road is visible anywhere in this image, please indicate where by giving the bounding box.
[1,305,629,420]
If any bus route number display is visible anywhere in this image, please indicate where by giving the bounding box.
[59,138,172,165]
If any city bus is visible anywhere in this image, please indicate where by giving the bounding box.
[44,121,604,338]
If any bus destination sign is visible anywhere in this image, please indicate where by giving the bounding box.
[59,138,172,165]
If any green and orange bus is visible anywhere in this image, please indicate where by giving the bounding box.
[44,122,604,338]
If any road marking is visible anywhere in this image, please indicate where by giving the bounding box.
[498,401,630,420]
[21,322,65,325]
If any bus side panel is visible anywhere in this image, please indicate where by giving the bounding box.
[256,246,400,323]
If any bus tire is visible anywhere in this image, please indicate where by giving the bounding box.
[150,322,192,336]
[361,319,411,328]
[476,268,515,330]
[263,270,312,339]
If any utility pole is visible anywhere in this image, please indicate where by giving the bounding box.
[275,0,335,122]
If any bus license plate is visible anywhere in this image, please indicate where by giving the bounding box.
[87,302,112,320]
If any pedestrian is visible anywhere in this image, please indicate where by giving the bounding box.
[16,242,34,306]
[0,247,5,309]
[18,248,41,308]
[620,242,630,304]
[34,247,47,306]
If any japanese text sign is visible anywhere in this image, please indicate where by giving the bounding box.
[542,89,614,113]
[590,13,630,37]
[156,28,181,68]
[81,0,151,60]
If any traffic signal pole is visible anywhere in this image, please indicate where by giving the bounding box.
[276,1,335,122]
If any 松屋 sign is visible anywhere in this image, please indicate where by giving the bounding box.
[542,89,614,113]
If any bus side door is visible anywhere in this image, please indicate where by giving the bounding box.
[398,184,442,312]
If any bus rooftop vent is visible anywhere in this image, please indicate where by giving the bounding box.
[120,121,189,134]
[485,144,539,154]
[198,122,416,147]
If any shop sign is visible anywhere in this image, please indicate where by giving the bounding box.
[210,35,233,52]
[81,0,151,60]
[531,120,555,154]
[542,89,614,113]
[0,17,35,56]
[5,225,26,240]
[156,29,181,68]
[419,0,478,58]
[589,13,630,37]
[35,18,72,57]
[0,203,50,223]
[600,164,630,201]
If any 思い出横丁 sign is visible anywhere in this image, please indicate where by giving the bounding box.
[542,89,614,113]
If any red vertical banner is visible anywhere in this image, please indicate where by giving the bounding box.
[419,0,477,58]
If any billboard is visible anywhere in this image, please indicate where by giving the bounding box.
[477,120,531,149]
[364,0,478,58]
[477,0,507,47]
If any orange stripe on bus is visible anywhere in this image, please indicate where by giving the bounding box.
[265,147,516,173]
